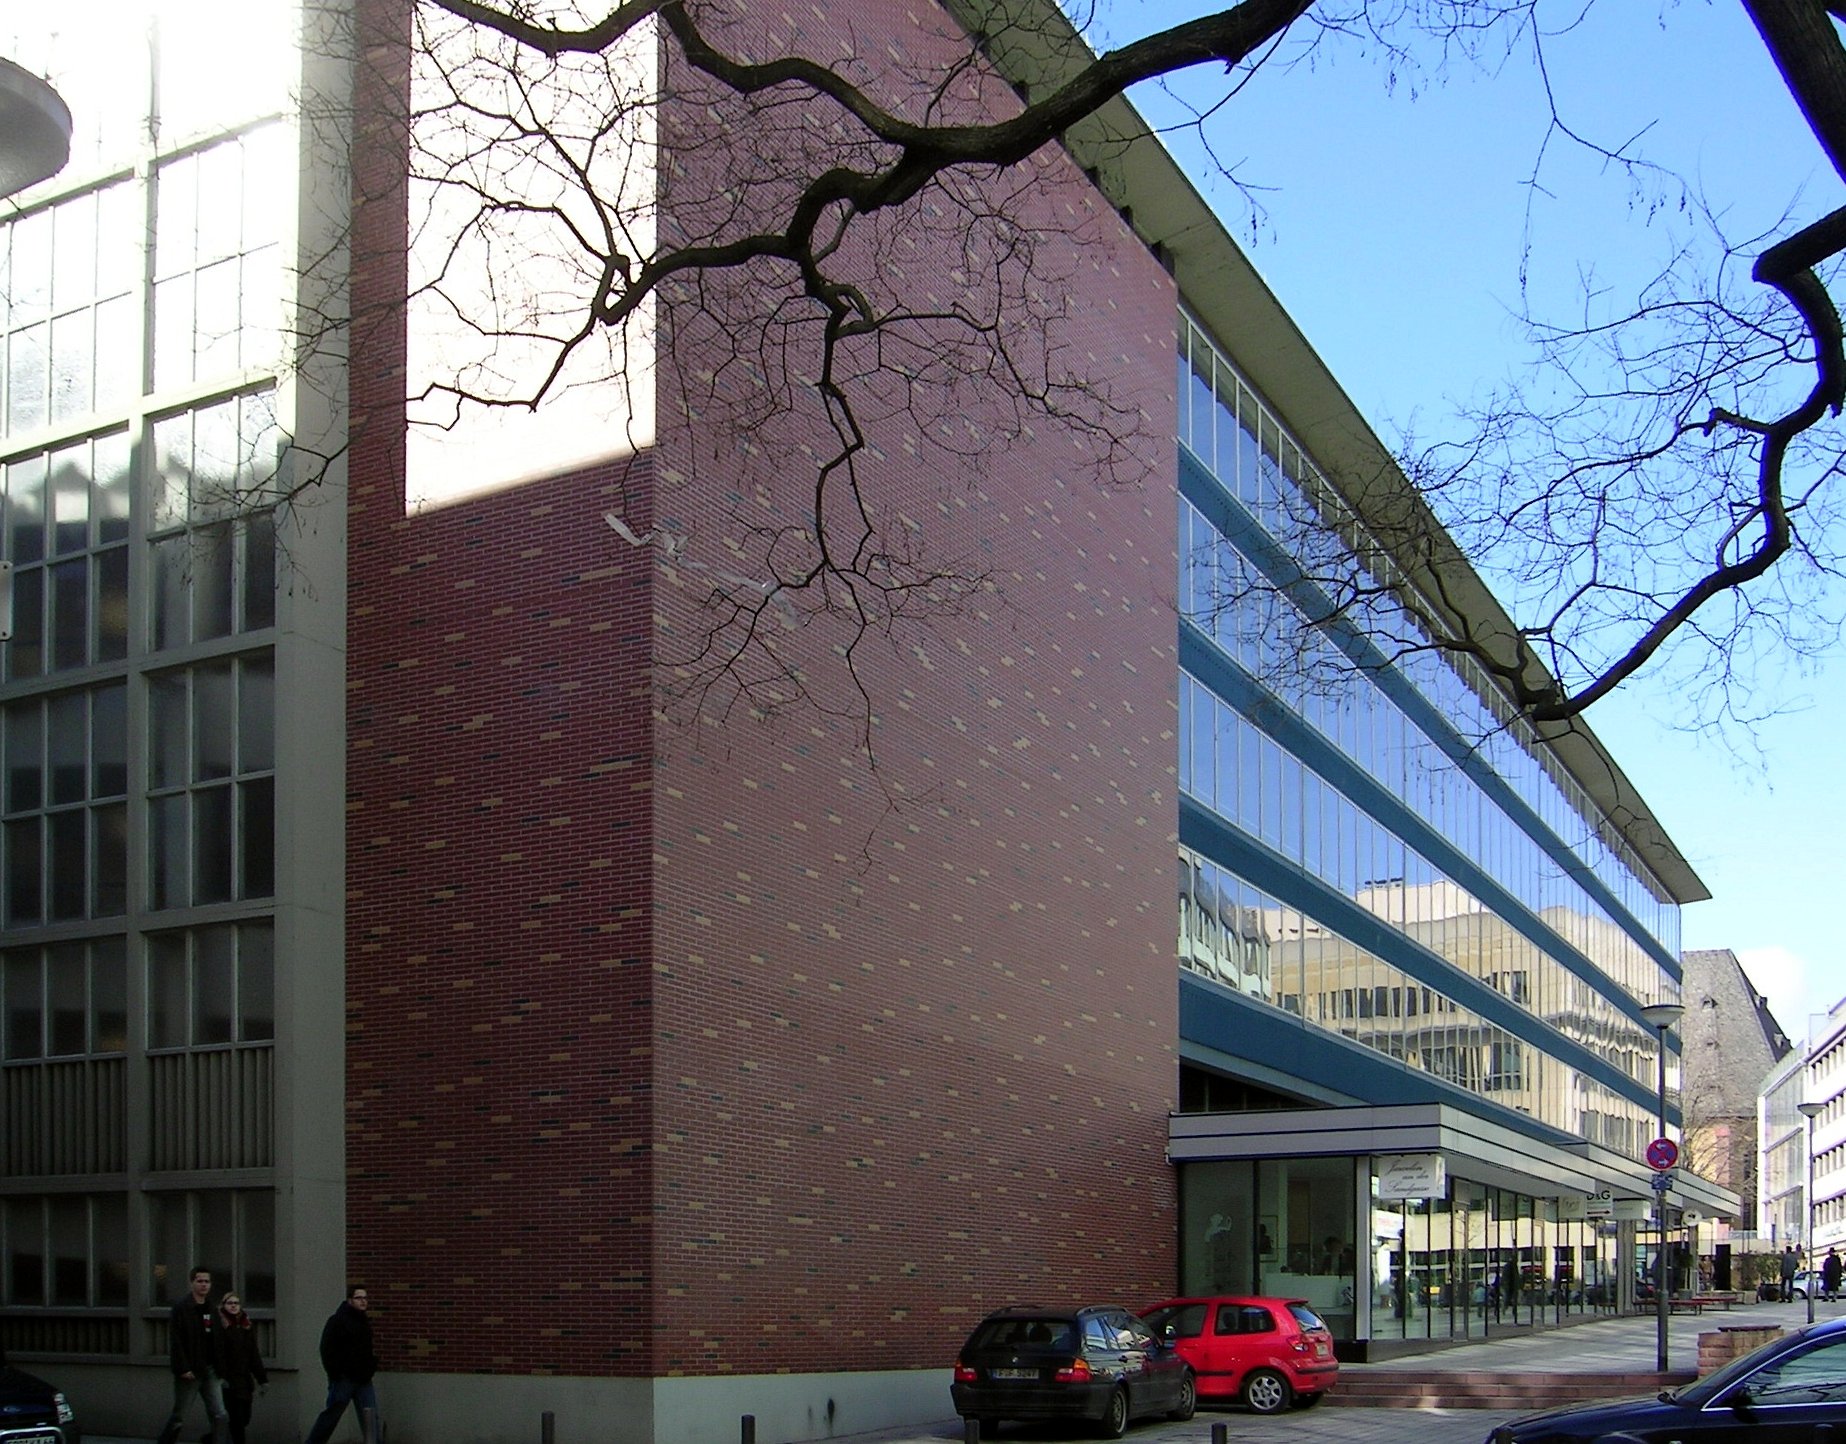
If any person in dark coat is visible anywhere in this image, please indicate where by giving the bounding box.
[303,1286,380,1444]
[1825,1247,1843,1302]
[207,1292,267,1444]
[155,1267,228,1444]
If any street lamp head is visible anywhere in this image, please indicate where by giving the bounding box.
[1799,1101,1826,1120]
[1640,1002,1685,1031]
[0,57,71,200]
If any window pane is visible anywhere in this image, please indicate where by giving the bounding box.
[9,565,43,679]
[238,922,273,1042]
[148,933,188,1050]
[95,1195,129,1304]
[92,937,126,1053]
[94,432,130,544]
[49,1196,87,1305]
[240,654,274,772]
[48,810,86,920]
[6,817,42,926]
[150,673,188,791]
[151,794,188,911]
[8,453,46,564]
[193,523,234,641]
[48,690,86,804]
[93,801,127,919]
[152,532,190,650]
[197,1192,233,1282]
[244,512,275,629]
[7,701,42,811]
[3,950,42,1060]
[93,682,127,797]
[149,1193,189,1302]
[240,777,274,900]
[97,545,129,661]
[194,925,235,1046]
[195,660,235,781]
[193,786,233,905]
[240,1191,276,1307]
[4,1197,45,1305]
[50,446,89,555]
[46,943,85,1054]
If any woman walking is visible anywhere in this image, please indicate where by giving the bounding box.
[209,1292,267,1444]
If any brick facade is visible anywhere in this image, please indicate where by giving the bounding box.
[347,0,1180,1381]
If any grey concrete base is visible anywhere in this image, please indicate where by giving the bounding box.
[381,1368,951,1444]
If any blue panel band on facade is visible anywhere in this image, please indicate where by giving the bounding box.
[1178,971,1589,1151]
[1178,622,1668,1041]
[1177,791,1677,1124]
[1176,448,1680,986]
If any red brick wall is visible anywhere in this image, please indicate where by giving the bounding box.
[347,0,1179,1379]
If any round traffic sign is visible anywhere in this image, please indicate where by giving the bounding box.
[1646,1137,1679,1171]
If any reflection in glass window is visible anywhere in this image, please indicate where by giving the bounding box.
[144,921,275,1051]
[147,1188,278,1310]
[146,653,275,910]
[0,938,131,1059]
[0,684,129,924]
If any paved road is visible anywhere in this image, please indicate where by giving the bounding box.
[837,1407,1500,1444]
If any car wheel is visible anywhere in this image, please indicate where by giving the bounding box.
[1242,1368,1292,1415]
[1169,1370,1197,1422]
[975,1418,1001,1438]
[1100,1386,1130,1439]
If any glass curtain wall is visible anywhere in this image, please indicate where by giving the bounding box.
[0,2,294,1358]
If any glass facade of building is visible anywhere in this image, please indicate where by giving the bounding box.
[0,2,305,1361]
[1172,311,1693,1346]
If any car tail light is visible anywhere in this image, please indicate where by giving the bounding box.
[1053,1357,1093,1383]
[953,1361,977,1384]
[1290,1335,1312,1353]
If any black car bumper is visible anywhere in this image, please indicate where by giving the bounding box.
[951,1380,1112,1422]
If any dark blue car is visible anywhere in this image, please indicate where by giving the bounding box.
[1489,1314,1846,1442]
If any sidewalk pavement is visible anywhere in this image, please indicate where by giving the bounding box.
[83,1294,1846,1444]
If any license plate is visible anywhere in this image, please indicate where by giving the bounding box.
[991,1367,1036,1381]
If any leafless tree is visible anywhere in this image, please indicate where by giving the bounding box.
[372,0,1846,737]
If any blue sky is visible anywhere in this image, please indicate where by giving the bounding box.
[1125,1,1843,1039]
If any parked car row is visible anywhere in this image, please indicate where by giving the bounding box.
[950,1294,1338,1437]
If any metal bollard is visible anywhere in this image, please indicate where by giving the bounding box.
[964,1417,981,1444]
[741,1414,756,1444]
[541,1409,556,1444]
[1210,1423,1228,1444]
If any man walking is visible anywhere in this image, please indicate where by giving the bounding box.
[303,1286,380,1444]
[154,1266,228,1444]
[1781,1244,1800,1300]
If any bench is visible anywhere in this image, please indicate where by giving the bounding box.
[1633,1295,1731,1315]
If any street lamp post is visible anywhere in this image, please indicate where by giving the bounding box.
[1800,1100,1825,1325]
[1640,1002,1684,1374]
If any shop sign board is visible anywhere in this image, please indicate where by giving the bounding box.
[1376,1152,1446,1200]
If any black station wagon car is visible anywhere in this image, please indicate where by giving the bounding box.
[951,1303,1195,1437]
[1488,1313,1846,1442]
[0,1349,78,1444]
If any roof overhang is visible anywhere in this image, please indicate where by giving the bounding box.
[1171,1103,1742,1219]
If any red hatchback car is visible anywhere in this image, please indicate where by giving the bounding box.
[1140,1296,1338,1413]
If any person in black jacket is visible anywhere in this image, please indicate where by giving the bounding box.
[302,1286,380,1444]
[207,1292,267,1444]
[154,1267,229,1444]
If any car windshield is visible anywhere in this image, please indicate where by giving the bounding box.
[1287,1304,1327,1332]
[969,1317,1076,1351]
[1666,1326,1820,1406]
